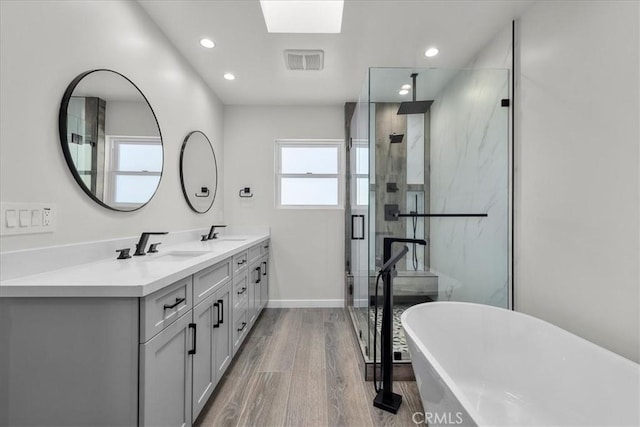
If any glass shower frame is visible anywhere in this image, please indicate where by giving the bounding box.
[347,66,512,365]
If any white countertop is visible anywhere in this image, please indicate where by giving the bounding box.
[0,233,269,298]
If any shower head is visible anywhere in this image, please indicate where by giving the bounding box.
[397,100,433,115]
[397,73,433,115]
[389,133,404,143]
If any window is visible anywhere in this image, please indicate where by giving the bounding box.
[276,140,343,208]
[106,136,162,208]
[353,143,369,206]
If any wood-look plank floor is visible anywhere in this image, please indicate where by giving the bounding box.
[195,308,424,427]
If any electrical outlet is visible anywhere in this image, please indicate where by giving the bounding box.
[43,208,52,226]
[0,203,56,235]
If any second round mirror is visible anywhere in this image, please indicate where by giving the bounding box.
[180,131,218,213]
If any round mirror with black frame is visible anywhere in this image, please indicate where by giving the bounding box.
[58,69,163,212]
[180,131,218,214]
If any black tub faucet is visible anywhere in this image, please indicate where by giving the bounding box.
[382,237,427,266]
[134,232,168,256]
[207,225,227,240]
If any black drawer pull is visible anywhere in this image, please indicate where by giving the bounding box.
[163,297,186,310]
[262,261,267,276]
[213,302,220,328]
[255,266,261,284]
[237,259,246,266]
[188,323,197,355]
[237,287,247,295]
[218,299,224,325]
[237,322,247,332]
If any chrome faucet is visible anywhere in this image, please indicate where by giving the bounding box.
[134,232,168,256]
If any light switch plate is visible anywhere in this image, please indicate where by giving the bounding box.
[0,202,56,236]
[5,209,17,228]
[19,210,30,227]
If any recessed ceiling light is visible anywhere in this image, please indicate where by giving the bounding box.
[200,38,215,49]
[399,89,410,96]
[425,47,439,57]
[401,84,412,90]
[223,73,235,80]
[259,0,344,33]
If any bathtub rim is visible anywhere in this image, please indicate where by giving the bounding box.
[400,301,640,426]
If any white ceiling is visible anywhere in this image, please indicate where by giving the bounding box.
[138,0,534,106]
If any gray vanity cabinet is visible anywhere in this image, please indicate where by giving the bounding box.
[139,312,194,427]
[0,239,269,427]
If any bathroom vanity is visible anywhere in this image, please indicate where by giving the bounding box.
[0,234,270,427]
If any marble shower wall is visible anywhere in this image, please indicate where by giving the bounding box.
[429,66,510,307]
[373,103,407,268]
[372,103,433,272]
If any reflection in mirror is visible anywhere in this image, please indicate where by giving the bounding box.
[180,131,218,213]
[59,69,163,211]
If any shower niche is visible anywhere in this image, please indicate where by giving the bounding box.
[345,67,511,376]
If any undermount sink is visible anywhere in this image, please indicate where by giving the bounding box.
[144,250,210,261]
[215,237,247,242]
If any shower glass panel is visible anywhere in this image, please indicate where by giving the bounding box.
[347,66,510,365]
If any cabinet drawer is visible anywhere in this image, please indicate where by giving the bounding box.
[193,258,231,305]
[141,277,193,343]
[232,251,248,275]
[233,272,248,310]
[233,307,248,353]
[248,244,262,264]
[260,240,270,256]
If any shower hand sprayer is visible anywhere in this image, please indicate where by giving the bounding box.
[373,237,427,414]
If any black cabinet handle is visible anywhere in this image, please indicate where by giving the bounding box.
[262,261,267,276]
[164,297,186,310]
[255,266,261,284]
[188,323,197,355]
[237,287,247,295]
[237,259,246,266]
[237,322,247,332]
[218,299,224,325]
[213,302,220,328]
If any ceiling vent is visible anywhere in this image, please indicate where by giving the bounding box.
[284,49,324,71]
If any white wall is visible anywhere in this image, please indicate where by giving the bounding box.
[0,0,224,252]
[517,1,639,362]
[223,106,345,306]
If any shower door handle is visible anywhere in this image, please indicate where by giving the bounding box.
[351,215,365,240]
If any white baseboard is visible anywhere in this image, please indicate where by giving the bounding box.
[266,299,345,308]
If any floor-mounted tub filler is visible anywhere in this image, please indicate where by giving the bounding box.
[401,302,639,427]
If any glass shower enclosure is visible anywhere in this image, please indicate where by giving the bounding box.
[346,67,511,370]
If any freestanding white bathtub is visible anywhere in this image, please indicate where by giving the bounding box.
[401,302,640,427]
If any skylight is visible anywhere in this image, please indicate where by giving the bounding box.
[259,0,344,34]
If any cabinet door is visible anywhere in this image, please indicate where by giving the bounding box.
[248,262,261,324]
[140,312,193,427]
[192,294,216,420]
[260,256,269,311]
[213,280,232,381]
